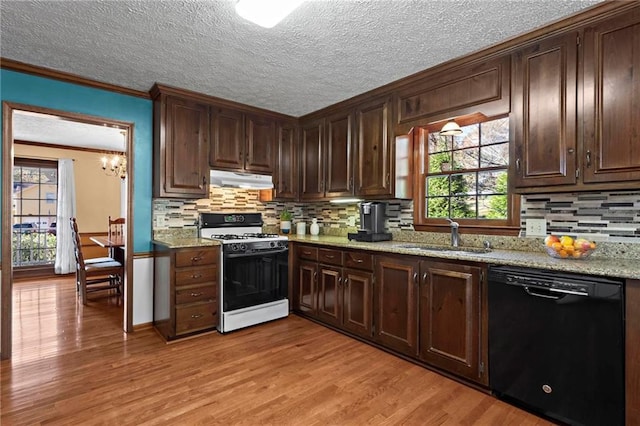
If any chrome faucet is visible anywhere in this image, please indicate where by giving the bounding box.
[446,218,460,247]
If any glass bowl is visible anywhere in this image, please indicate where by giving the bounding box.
[544,241,596,260]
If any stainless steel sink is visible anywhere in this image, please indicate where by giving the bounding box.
[395,244,491,254]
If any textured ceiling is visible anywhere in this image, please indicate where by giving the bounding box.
[2,0,602,117]
[13,111,127,152]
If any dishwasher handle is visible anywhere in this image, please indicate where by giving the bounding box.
[524,286,562,299]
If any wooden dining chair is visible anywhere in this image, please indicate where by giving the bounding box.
[108,216,125,245]
[70,218,124,305]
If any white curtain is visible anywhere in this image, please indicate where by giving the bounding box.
[54,159,77,274]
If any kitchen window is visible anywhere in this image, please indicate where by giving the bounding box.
[12,158,58,268]
[413,114,520,235]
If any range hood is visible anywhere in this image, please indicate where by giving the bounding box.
[210,169,274,190]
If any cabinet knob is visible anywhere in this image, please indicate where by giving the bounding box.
[190,313,204,319]
[568,148,575,154]
[422,272,428,283]
[586,150,592,168]
[413,272,418,283]
[191,274,202,279]
[190,292,204,297]
[191,256,202,262]
[516,158,521,171]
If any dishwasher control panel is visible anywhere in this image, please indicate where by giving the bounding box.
[505,274,590,295]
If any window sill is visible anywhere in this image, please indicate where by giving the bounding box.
[413,223,521,236]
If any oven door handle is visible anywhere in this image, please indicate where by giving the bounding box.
[224,249,288,259]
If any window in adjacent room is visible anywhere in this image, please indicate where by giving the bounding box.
[12,158,58,268]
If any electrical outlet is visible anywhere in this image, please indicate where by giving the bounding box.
[347,216,356,227]
[525,218,547,236]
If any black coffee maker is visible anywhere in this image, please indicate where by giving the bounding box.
[348,202,392,242]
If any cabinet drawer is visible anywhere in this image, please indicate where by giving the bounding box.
[175,248,218,268]
[318,248,342,266]
[297,245,318,261]
[175,284,217,304]
[175,301,217,335]
[344,251,373,270]
[175,266,218,286]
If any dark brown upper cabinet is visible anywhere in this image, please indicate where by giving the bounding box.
[512,7,640,193]
[210,107,244,171]
[152,91,210,199]
[325,111,355,198]
[210,108,275,174]
[300,111,355,201]
[583,9,640,184]
[273,122,298,200]
[300,120,324,200]
[511,32,579,189]
[355,96,393,198]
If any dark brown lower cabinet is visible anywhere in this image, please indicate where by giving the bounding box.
[293,244,487,387]
[418,260,487,385]
[374,255,419,356]
[294,260,317,316]
[295,245,374,339]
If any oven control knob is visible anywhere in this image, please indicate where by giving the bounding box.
[270,242,276,248]
[231,243,239,251]
[240,244,247,251]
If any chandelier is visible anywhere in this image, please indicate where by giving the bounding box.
[101,154,126,180]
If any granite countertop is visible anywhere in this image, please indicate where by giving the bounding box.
[287,235,640,280]
[152,237,221,249]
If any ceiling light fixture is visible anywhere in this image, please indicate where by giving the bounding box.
[440,120,463,136]
[235,0,303,28]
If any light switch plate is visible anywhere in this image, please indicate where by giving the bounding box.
[526,218,547,236]
[347,216,356,227]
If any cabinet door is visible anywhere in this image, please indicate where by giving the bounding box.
[245,114,275,173]
[294,260,317,316]
[300,120,324,200]
[162,96,210,197]
[419,261,484,384]
[583,10,640,183]
[374,255,419,355]
[274,123,298,200]
[511,32,578,188]
[342,268,373,339]
[355,96,392,197]
[210,107,244,170]
[325,111,355,197]
[317,265,342,327]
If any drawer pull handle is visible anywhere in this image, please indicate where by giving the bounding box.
[191,274,202,279]
[191,314,204,319]
[324,254,335,259]
[353,258,364,263]
[303,251,312,255]
[190,292,204,297]
[191,256,202,262]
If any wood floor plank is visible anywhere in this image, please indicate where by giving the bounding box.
[1,277,553,425]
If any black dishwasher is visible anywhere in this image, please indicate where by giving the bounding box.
[488,265,624,426]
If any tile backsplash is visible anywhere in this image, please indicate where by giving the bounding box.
[153,187,640,243]
[521,191,640,241]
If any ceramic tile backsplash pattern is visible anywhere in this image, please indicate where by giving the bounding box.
[521,191,640,241]
[153,187,640,244]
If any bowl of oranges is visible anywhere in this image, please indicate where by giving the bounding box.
[544,235,597,260]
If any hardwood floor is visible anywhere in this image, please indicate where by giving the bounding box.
[1,277,552,425]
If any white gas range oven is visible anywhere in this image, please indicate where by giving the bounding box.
[199,213,289,333]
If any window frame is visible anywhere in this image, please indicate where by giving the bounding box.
[412,114,520,236]
[12,157,59,270]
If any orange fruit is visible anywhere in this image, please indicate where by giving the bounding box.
[590,242,596,249]
[559,250,568,258]
[551,242,562,251]
[545,235,560,247]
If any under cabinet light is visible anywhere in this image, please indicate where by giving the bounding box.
[235,0,304,28]
[330,198,362,204]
